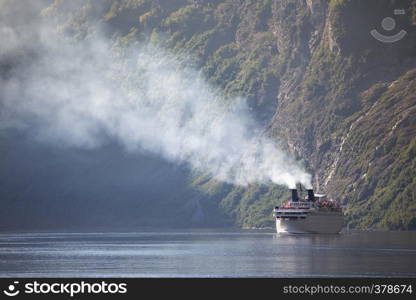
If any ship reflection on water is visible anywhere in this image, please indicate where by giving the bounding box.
[0,230,415,277]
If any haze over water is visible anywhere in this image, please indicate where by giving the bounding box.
[0,230,415,277]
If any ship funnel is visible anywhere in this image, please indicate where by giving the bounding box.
[307,189,315,202]
[291,189,299,201]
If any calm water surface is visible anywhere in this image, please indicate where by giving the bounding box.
[0,230,415,277]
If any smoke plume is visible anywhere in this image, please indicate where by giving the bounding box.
[0,1,311,189]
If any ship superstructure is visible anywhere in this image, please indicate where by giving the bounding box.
[273,187,344,234]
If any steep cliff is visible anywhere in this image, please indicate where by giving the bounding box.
[1,0,415,230]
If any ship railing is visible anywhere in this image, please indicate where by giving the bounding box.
[273,208,312,213]
[273,210,309,217]
[273,214,308,219]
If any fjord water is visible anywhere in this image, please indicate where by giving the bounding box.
[0,230,415,277]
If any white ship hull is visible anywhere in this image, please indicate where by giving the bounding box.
[276,212,344,234]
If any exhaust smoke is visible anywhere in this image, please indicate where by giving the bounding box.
[0,2,312,189]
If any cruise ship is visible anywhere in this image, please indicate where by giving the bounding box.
[273,187,344,234]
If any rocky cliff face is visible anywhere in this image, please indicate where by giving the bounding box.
[267,0,416,229]
[1,0,415,230]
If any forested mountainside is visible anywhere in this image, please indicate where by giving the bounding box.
[1,0,415,230]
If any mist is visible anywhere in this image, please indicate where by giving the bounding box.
[0,2,311,189]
